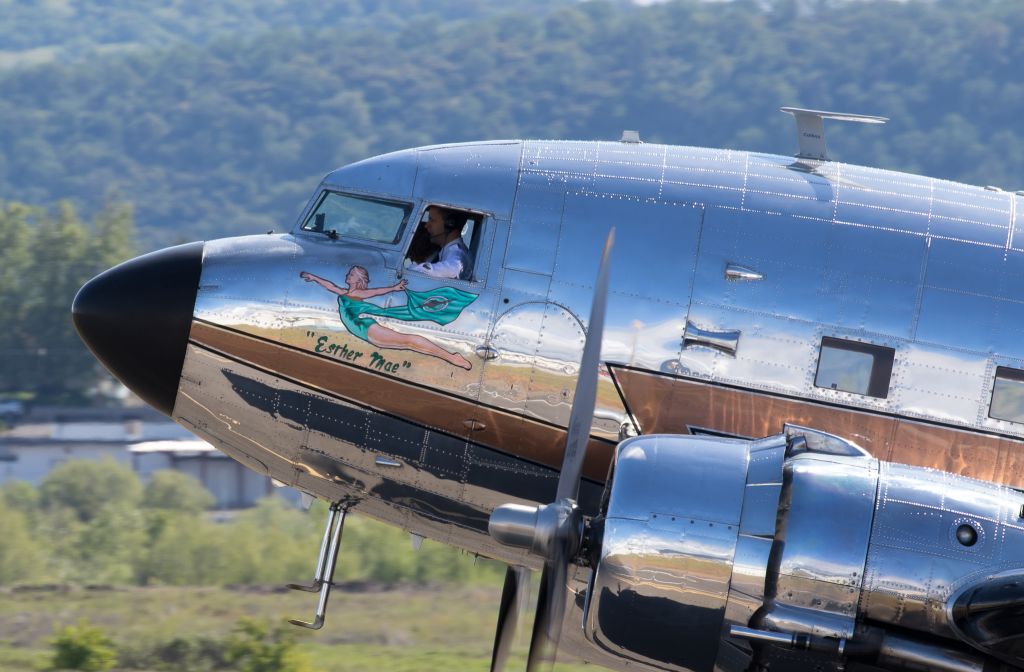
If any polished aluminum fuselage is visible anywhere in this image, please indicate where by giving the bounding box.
[171,139,1024,670]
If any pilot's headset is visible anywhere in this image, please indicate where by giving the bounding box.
[440,208,463,233]
[422,207,464,235]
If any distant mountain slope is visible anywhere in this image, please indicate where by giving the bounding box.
[0,0,1020,246]
[0,0,564,66]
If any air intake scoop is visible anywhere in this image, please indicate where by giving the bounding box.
[951,572,1024,665]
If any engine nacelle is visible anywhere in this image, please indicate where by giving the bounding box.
[583,429,1024,672]
[584,433,788,671]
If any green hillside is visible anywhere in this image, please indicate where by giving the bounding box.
[1,0,1021,401]
[0,0,563,65]
[0,0,1021,247]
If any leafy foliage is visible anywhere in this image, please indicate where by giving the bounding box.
[1,479,40,512]
[0,497,43,584]
[116,634,230,672]
[39,459,142,523]
[0,0,1021,251]
[0,200,135,402]
[226,618,313,672]
[0,464,505,589]
[1,1,1022,401]
[0,586,593,672]
[50,619,117,672]
[0,0,564,65]
[34,460,147,584]
[143,470,216,514]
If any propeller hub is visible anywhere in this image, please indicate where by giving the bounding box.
[489,503,541,552]
[489,500,581,559]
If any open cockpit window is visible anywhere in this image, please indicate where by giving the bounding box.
[301,191,411,244]
[814,337,895,399]
[990,367,1024,424]
[404,205,484,282]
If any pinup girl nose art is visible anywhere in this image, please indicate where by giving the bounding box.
[300,267,477,370]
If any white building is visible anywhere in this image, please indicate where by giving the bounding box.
[0,409,287,509]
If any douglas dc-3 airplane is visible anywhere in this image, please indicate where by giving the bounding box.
[74,108,1024,672]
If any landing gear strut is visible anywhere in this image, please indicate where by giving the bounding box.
[287,502,346,630]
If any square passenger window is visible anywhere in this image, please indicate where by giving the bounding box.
[990,367,1024,424]
[814,337,895,399]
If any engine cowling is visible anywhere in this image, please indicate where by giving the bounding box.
[583,429,1024,672]
[584,433,787,671]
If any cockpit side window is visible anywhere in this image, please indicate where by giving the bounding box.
[990,366,1024,424]
[301,191,411,244]
[814,337,895,399]
[403,204,484,282]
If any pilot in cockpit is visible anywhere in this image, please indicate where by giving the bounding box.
[406,206,473,281]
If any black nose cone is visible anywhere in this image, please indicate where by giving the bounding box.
[72,241,204,416]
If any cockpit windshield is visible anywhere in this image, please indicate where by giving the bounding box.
[301,191,411,244]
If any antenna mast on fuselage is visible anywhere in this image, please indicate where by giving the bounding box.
[780,106,888,162]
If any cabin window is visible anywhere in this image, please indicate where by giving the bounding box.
[404,205,483,282]
[814,337,895,399]
[301,191,411,244]
[990,367,1024,424]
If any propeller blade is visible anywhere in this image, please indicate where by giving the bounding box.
[489,231,614,671]
[556,229,615,502]
[526,555,569,672]
[490,565,525,672]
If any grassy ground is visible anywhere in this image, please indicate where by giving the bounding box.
[0,583,594,671]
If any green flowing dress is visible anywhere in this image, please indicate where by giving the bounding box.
[337,286,478,343]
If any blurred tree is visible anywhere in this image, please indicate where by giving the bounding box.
[0,199,135,401]
[38,458,143,523]
[1,0,1021,250]
[140,514,229,585]
[0,498,44,584]
[75,503,147,584]
[22,202,94,401]
[226,618,312,672]
[50,619,117,672]
[142,470,216,514]
[219,498,321,584]
[0,479,40,513]
[34,504,87,582]
[90,199,136,271]
[0,476,508,587]
[0,203,35,394]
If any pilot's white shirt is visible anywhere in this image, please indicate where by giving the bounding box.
[409,238,472,280]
